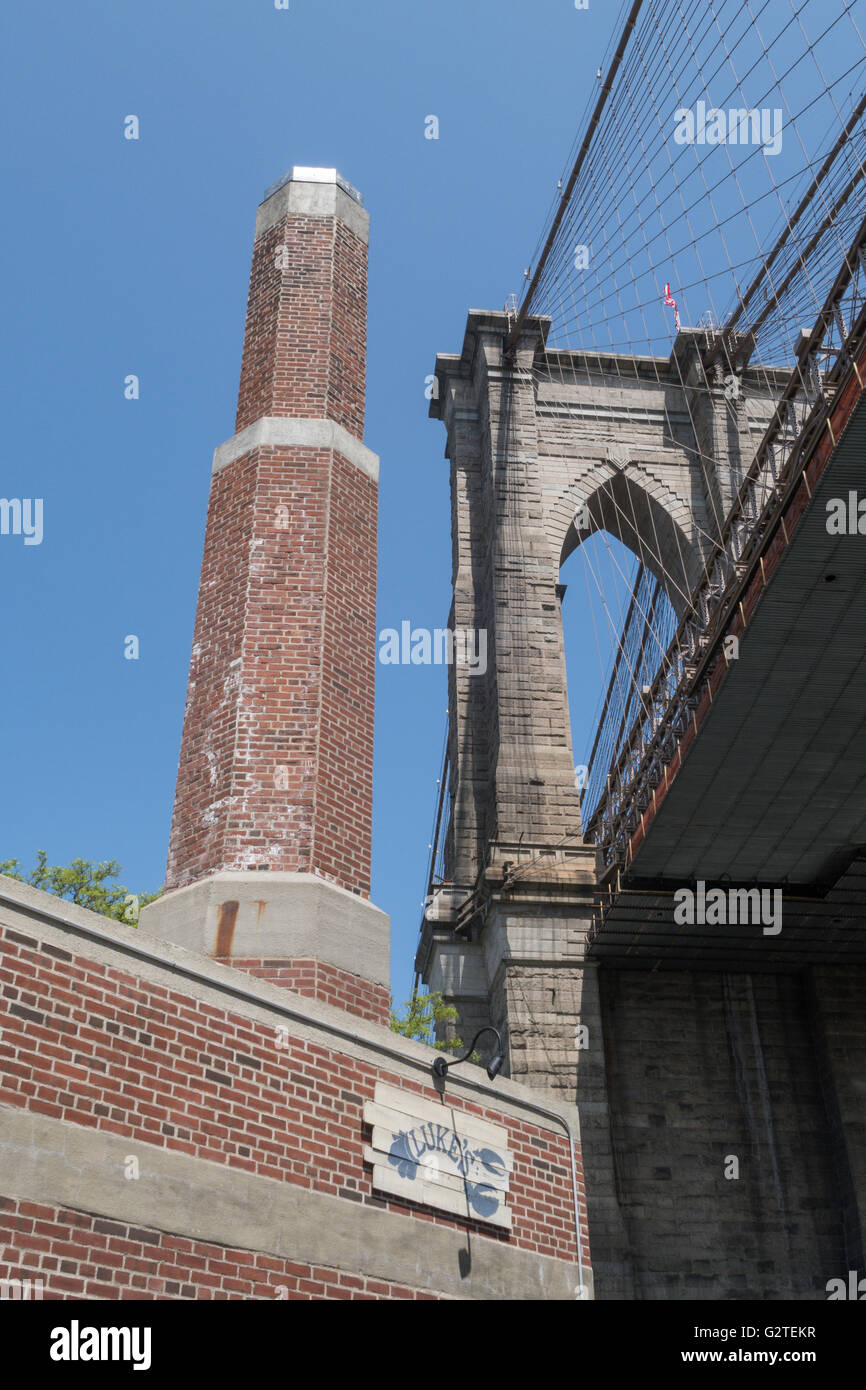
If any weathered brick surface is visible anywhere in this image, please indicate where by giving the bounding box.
[221,957,388,1026]
[0,1199,443,1300]
[165,444,377,895]
[235,212,366,436]
[165,183,376,898]
[0,924,587,1269]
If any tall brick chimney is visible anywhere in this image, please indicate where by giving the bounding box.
[139,168,390,1025]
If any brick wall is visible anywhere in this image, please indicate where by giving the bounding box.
[221,958,389,1027]
[0,920,588,1289]
[0,1199,442,1301]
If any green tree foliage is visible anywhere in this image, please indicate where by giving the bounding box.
[389,989,465,1053]
[0,850,160,925]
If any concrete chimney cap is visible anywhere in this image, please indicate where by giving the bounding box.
[262,166,363,206]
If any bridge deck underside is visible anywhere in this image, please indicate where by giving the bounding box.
[591,856,866,968]
[592,390,866,966]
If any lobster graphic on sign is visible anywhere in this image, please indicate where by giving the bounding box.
[363,1083,513,1229]
[387,1123,508,1220]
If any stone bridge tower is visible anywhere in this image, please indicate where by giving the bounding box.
[416,308,782,1083]
[414,309,855,1300]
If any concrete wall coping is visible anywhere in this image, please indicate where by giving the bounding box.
[211,416,379,483]
[255,171,369,244]
[0,875,584,1139]
[138,870,390,992]
[0,1105,588,1300]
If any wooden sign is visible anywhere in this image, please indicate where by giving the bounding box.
[363,1082,513,1230]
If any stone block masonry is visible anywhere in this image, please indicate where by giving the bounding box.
[418,306,866,1298]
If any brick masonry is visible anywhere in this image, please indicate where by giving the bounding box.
[0,909,590,1299]
[1,176,591,1302]
[0,1198,445,1301]
[165,175,376,900]
[234,208,367,436]
[164,444,377,897]
[219,958,389,1026]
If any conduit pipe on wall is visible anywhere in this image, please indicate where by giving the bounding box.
[0,890,588,1300]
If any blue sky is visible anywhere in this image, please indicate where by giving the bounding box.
[2,0,851,1006]
[0,0,627,1005]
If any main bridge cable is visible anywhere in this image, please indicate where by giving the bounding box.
[515,0,863,855]
[588,211,866,853]
[539,55,861,375]
[719,0,866,350]
[527,0,770,319]
[534,0,787,554]
[728,108,866,348]
[523,0,864,538]
[722,88,866,342]
[530,0,864,349]
[533,0,766,328]
[524,0,865,367]
[533,0,865,318]
[490,2,863,883]
[529,9,862,555]
[505,0,646,359]
[531,0,719,849]
[546,43,747,842]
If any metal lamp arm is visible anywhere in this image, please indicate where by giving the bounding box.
[432,1026,504,1079]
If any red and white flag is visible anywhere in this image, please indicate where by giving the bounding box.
[663,282,681,332]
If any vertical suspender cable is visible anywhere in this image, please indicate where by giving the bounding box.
[506,0,646,355]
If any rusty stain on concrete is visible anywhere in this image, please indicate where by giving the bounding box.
[215,900,239,958]
[254,900,267,923]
